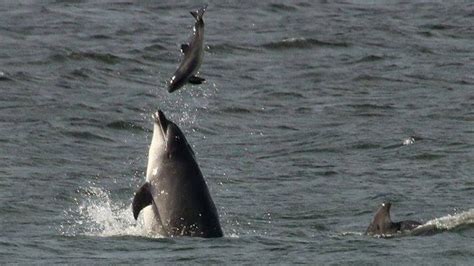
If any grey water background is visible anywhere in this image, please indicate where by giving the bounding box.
[1,0,473,264]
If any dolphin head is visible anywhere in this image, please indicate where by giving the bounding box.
[168,74,187,93]
[152,110,195,159]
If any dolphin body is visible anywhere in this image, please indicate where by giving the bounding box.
[168,5,207,93]
[132,110,223,238]
[366,202,422,236]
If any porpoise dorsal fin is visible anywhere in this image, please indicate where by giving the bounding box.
[132,182,153,220]
[190,5,207,21]
[181,44,190,55]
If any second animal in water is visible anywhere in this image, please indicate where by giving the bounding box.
[168,5,207,93]
[366,202,422,236]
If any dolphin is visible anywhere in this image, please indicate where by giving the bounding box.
[132,110,223,238]
[168,5,208,93]
[365,202,422,236]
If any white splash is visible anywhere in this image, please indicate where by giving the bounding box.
[60,186,162,238]
[423,208,474,230]
[339,231,364,236]
[402,136,415,146]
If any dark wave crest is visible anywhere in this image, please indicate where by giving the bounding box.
[262,38,350,50]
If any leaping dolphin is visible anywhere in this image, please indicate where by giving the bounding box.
[132,110,223,238]
[168,5,207,93]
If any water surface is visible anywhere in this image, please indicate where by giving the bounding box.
[1,0,473,264]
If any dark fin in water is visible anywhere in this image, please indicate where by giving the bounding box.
[190,5,207,21]
[181,44,189,55]
[132,182,153,220]
[365,202,393,235]
[188,75,205,84]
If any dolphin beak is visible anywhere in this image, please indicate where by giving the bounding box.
[153,110,168,135]
[168,76,177,93]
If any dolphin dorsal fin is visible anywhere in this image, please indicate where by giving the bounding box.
[366,202,393,235]
[132,182,153,220]
[374,203,392,224]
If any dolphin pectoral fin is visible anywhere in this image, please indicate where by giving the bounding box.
[180,44,190,55]
[132,182,153,220]
[190,10,198,20]
[188,76,205,84]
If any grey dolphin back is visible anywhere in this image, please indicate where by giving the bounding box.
[398,220,422,231]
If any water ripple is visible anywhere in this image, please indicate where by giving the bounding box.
[261,38,350,50]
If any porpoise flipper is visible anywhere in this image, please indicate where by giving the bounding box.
[132,182,153,220]
[188,76,205,84]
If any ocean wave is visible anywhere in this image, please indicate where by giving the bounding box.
[267,91,305,99]
[143,43,167,52]
[262,38,350,50]
[49,51,124,65]
[351,55,386,64]
[208,43,257,54]
[106,120,146,132]
[0,71,13,82]
[62,131,114,143]
[268,3,298,12]
[347,103,395,110]
[421,23,457,31]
